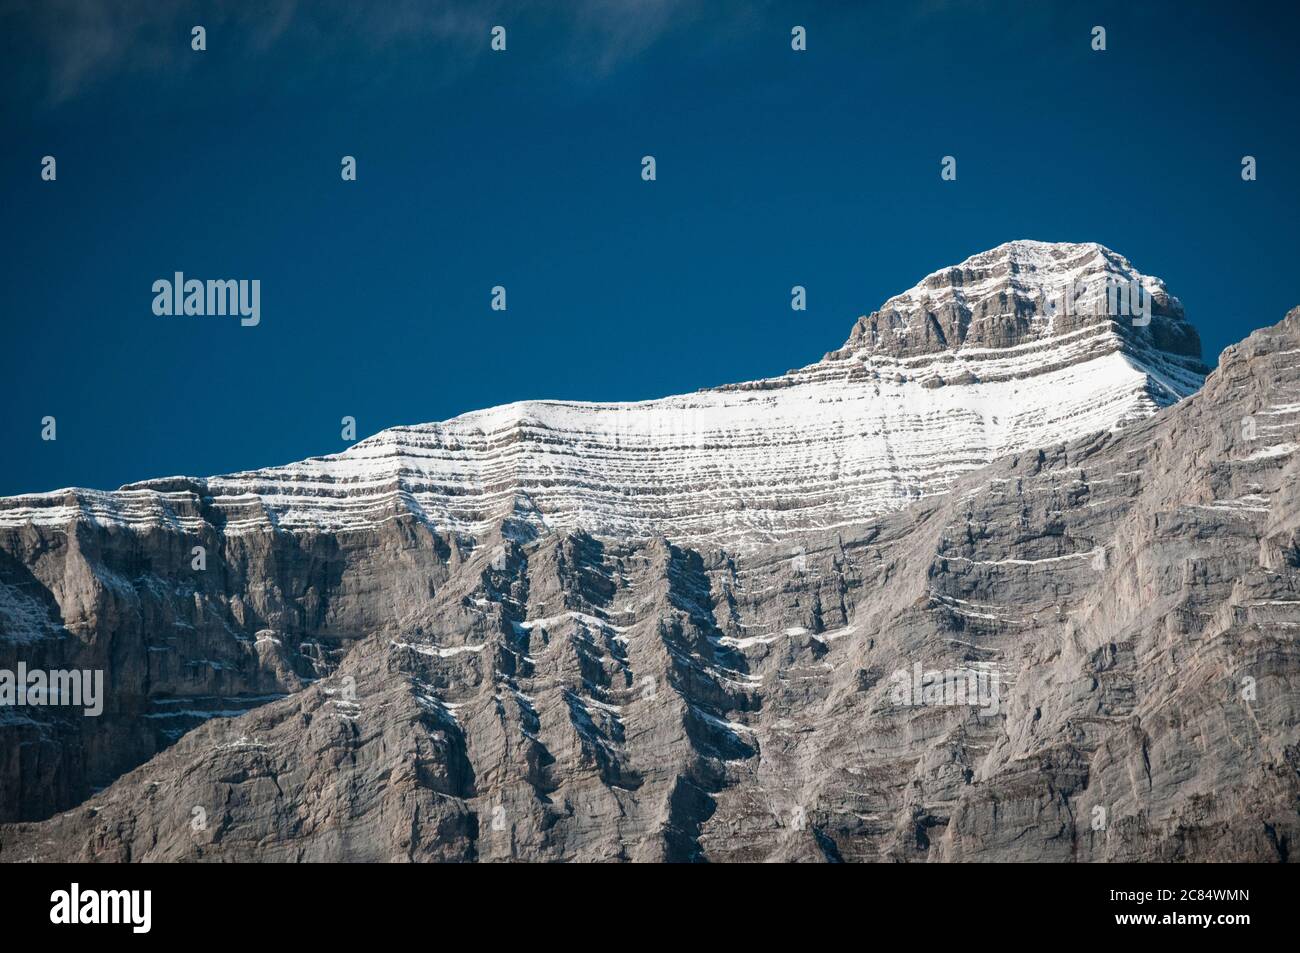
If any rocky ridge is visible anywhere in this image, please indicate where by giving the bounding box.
[3,244,1297,862]
[0,241,1204,551]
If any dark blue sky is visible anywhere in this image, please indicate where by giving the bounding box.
[3,0,1298,496]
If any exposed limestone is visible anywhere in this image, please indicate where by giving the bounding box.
[1,251,1296,863]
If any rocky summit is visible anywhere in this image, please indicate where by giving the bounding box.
[2,242,1297,862]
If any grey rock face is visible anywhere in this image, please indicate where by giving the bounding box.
[834,240,1201,363]
[1,256,1297,862]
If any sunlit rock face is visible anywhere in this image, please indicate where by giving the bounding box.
[7,247,1298,864]
[0,241,1206,553]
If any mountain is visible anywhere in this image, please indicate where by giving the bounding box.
[1,241,1204,552]
[5,243,1298,863]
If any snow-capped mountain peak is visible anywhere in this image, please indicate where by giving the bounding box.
[0,242,1208,550]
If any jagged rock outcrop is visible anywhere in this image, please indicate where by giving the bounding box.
[2,244,1296,862]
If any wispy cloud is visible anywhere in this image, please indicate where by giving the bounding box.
[6,0,708,104]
